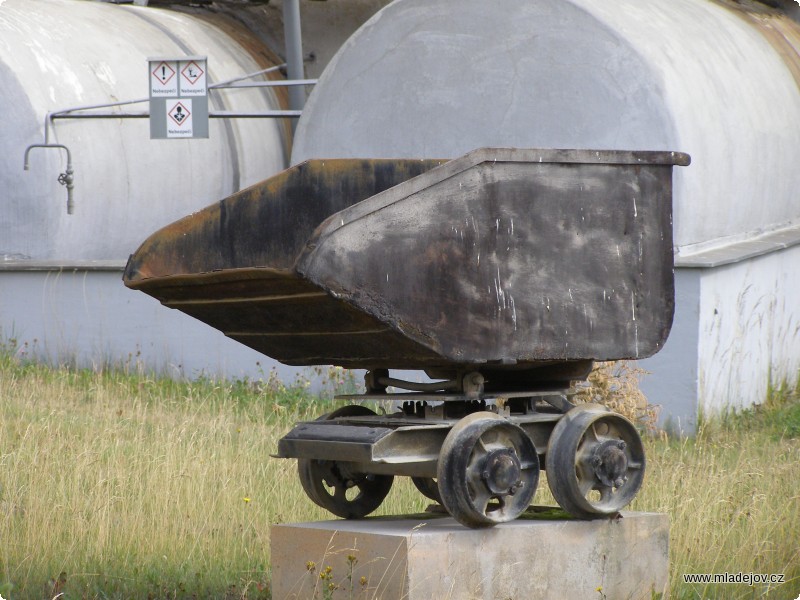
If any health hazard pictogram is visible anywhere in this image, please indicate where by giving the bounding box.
[168,101,191,127]
[152,61,176,86]
[182,61,204,85]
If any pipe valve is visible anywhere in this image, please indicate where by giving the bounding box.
[23,143,75,215]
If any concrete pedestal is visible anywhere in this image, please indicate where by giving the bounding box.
[270,508,669,600]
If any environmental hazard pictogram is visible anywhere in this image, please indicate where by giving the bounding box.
[152,61,176,86]
[168,101,191,127]
[181,61,204,85]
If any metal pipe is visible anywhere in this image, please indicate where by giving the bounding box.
[26,63,304,216]
[49,110,303,119]
[23,143,75,215]
[209,64,286,88]
[39,65,307,140]
[212,79,317,89]
[44,97,149,144]
[283,0,306,126]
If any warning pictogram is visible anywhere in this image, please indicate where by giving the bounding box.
[182,61,204,85]
[179,59,207,97]
[166,99,193,137]
[150,60,178,97]
[168,101,191,126]
[153,61,176,85]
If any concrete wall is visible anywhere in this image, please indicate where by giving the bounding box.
[696,245,800,414]
[0,264,308,383]
[638,269,702,434]
[640,234,800,433]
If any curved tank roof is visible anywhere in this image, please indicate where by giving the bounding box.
[0,0,290,261]
[292,0,800,252]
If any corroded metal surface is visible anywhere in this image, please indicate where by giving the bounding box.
[124,158,446,367]
[716,0,800,90]
[124,147,688,371]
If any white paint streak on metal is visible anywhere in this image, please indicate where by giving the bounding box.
[631,292,636,321]
[633,197,637,217]
[510,295,517,331]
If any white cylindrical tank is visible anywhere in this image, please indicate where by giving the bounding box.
[292,0,800,253]
[1,0,290,261]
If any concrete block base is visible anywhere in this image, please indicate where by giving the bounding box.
[271,507,669,600]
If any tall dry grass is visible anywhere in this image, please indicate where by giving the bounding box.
[1,349,798,599]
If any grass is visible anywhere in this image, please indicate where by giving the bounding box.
[1,347,798,599]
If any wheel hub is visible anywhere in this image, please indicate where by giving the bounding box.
[481,448,522,495]
[590,439,628,488]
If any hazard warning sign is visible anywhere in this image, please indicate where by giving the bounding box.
[180,60,206,96]
[150,60,177,97]
[149,56,208,139]
[167,99,192,137]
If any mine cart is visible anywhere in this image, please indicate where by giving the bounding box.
[124,147,689,528]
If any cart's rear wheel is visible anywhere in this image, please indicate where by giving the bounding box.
[298,459,393,519]
[411,477,442,504]
[545,403,645,519]
[437,412,539,528]
[297,404,393,519]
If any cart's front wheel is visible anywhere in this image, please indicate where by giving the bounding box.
[297,404,393,519]
[437,412,539,528]
[545,403,645,519]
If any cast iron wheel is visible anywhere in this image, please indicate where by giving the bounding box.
[411,477,442,504]
[436,411,539,528]
[545,403,645,519]
[297,404,393,519]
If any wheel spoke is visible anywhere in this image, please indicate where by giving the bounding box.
[486,494,507,516]
[466,459,485,487]
[469,483,494,515]
[578,471,597,497]
[575,442,596,467]
[599,485,614,503]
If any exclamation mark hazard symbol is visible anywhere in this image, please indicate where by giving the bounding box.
[152,61,175,88]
